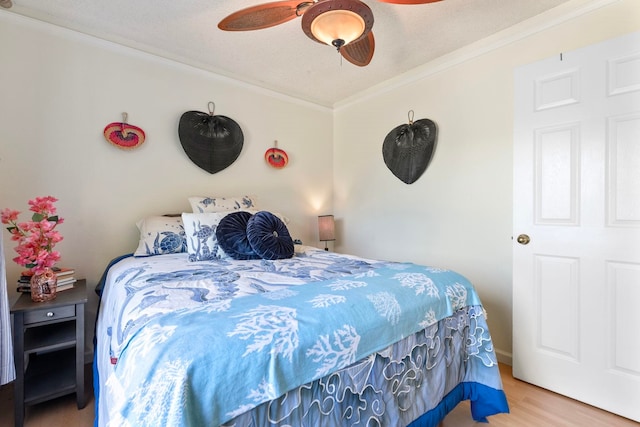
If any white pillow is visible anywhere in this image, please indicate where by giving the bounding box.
[134,216,186,257]
[188,195,258,213]
[181,212,229,261]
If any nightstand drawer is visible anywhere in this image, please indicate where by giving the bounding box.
[24,305,75,325]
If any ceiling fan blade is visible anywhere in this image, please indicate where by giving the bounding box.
[377,0,443,4]
[218,1,310,31]
[341,32,375,67]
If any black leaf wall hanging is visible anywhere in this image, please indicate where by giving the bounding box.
[382,111,437,184]
[178,102,243,174]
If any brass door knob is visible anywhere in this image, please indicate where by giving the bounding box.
[516,234,530,245]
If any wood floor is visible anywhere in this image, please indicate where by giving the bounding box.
[0,363,637,426]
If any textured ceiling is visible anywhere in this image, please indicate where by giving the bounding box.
[2,0,573,107]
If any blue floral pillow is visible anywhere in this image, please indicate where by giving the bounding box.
[181,212,229,261]
[246,211,294,260]
[134,216,187,257]
[216,211,260,260]
[188,195,258,214]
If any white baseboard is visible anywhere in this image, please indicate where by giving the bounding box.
[495,348,512,366]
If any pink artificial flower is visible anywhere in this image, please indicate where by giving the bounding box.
[18,221,34,232]
[48,231,64,244]
[35,250,50,264]
[0,208,20,224]
[2,196,64,274]
[39,219,55,232]
[28,196,58,216]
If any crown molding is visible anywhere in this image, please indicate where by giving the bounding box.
[333,0,620,111]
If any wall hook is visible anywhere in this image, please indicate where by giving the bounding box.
[121,112,129,136]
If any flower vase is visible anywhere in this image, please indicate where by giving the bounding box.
[30,268,57,302]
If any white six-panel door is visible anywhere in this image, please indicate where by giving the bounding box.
[513,31,640,422]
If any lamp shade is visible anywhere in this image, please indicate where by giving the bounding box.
[310,10,365,47]
[318,215,335,242]
[302,0,373,49]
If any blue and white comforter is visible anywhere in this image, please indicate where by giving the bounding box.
[95,246,508,426]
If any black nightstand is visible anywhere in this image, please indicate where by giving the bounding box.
[10,279,87,427]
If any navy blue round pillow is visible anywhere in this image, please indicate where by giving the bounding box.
[246,211,294,260]
[216,211,260,260]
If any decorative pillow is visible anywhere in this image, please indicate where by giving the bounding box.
[246,211,294,260]
[181,212,229,261]
[189,195,258,213]
[134,216,186,257]
[244,209,290,225]
[215,211,260,260]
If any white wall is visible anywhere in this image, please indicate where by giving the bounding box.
[1,0,639,363]
[0,14,333,357]
[333,0,640,362]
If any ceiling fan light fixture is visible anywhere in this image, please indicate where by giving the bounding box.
[310,10,364,48]
[302,0,373,49]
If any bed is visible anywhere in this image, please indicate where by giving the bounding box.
[93,201,509,427]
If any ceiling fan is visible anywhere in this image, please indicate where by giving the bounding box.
[218,0,443,67]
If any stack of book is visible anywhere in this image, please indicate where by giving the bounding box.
[16,267,77,293]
